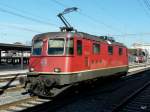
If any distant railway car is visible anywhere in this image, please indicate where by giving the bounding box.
[128,48,147,63]
[22,7,129,97]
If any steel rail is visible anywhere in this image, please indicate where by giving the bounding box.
[112,81,150,112]
[0,96,38,110]
[0,76,25,83]
[0,85,23,93]
[0,73,26,78]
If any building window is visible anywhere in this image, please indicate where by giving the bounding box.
[108,46,113,55]
[77,40,82,55]
[119,48,123,55]
[93,43,100,54]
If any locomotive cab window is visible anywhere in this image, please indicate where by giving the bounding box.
[77,40,82,55]
[48,38,64,55]
[66,38,74,55]
[32,39,43,55]
[108,46,113,55]
[93,43,100,54]
[119,48,123,55]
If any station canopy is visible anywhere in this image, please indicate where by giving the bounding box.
[0,43,31,51]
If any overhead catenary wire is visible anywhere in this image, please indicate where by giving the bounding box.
[0,1,148,38]
[50,0,123,33]
[137,0,150,19]
[111,32,150,37]
[0,7,58,27]
[0,23,42,33]
[137,0,150,18]
[141,0,150,13]
[77,11,122,33]
[92,0,128,31]
[0,32,31,39]
[72,0,127,31]
[52,0,68,8]
[0,2,58,26]
[143,0,150,10]
[51,0,150,39]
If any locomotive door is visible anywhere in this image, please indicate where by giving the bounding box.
[84,40,90,69]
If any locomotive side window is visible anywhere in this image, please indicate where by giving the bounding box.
[119,48,123,55]
[77,40,82,55]
[93,43,100,54]
[48,38,64,55]
[32,40,43,55]
[66,38,74,55]
[108,46,113,55]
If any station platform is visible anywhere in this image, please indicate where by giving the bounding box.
[0,64,28,76]
[128,64,150,75]
[0,64,27,71]
[0,69,28,76]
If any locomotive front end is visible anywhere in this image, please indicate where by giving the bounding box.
[24,32,74,97]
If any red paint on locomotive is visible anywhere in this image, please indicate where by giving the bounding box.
[29,32,128,74]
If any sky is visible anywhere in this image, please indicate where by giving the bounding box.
[0,0,150,47]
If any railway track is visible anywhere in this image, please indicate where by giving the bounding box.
[0,73,26,93]
[112,81,150,112]
[3,77,148,112]
[15,70,150,112]
[0,73,26,83]
[0,63,150,112]
[0,85,23,94]
[0,96,50,112]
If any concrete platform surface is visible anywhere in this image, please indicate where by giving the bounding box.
[0,69,28,76]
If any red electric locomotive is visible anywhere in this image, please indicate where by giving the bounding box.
[23,8,129,97]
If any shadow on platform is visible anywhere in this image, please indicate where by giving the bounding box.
[0,73,19,95]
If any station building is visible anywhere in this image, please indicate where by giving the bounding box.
[0,43,31,69]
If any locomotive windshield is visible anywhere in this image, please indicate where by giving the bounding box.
[48,38,65,55]
[32,39,43,55]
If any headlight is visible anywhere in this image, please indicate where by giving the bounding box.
[54,68,61,73]
[30,68,34,72]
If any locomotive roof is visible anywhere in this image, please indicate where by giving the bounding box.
[34,32,126,47]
